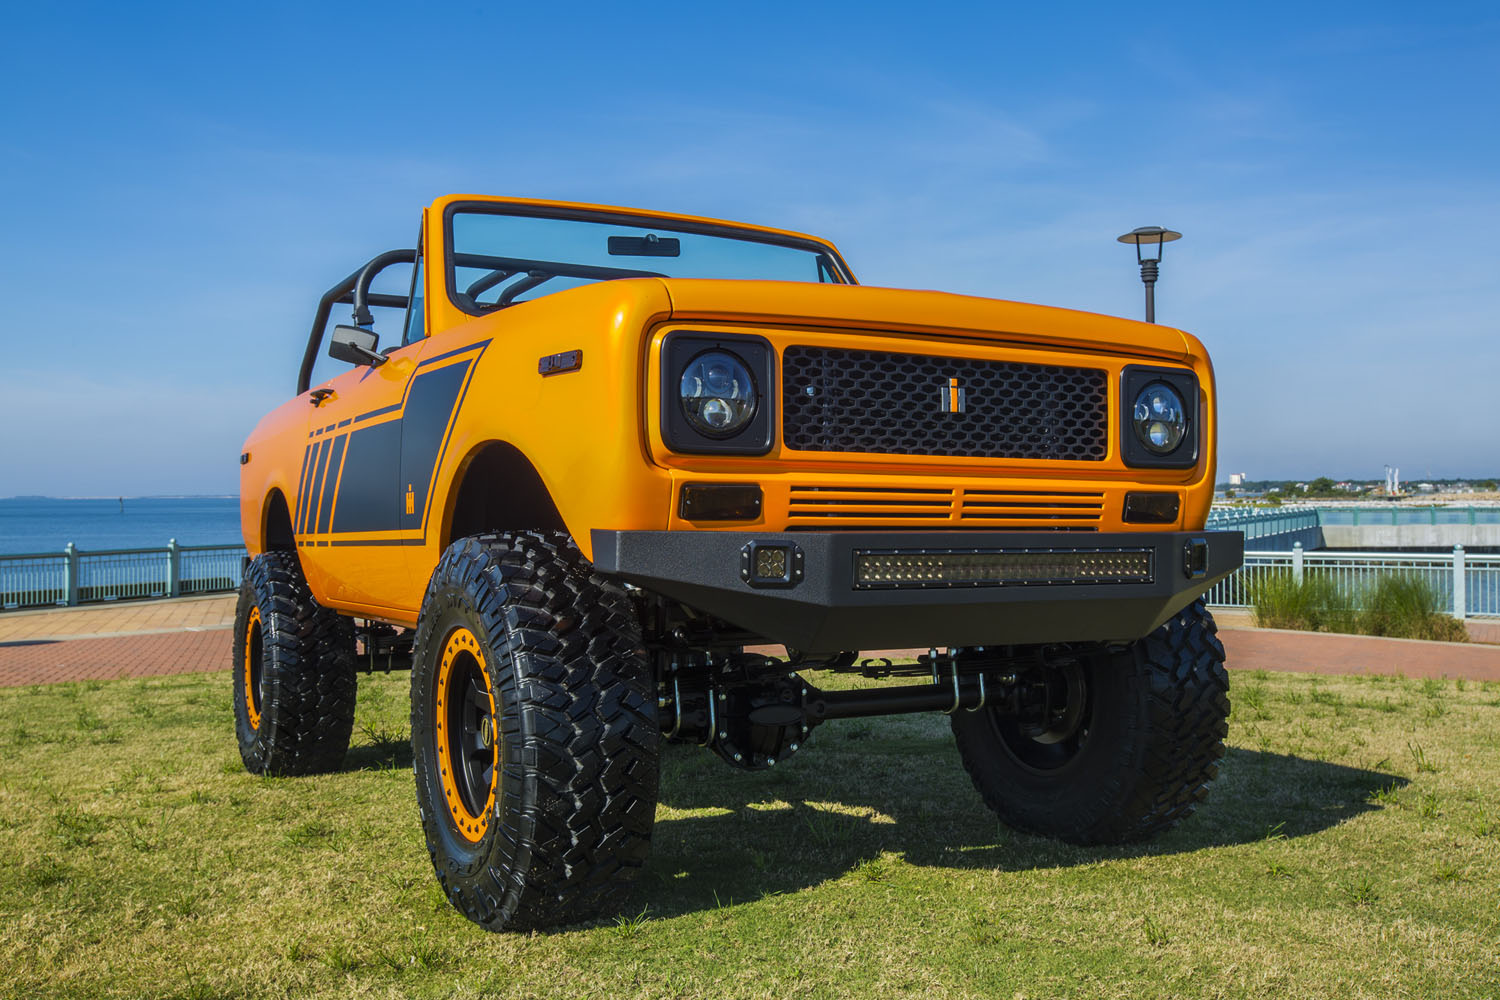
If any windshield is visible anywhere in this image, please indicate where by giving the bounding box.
[446,206,850,313]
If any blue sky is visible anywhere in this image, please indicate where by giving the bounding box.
[1,1,1496,495]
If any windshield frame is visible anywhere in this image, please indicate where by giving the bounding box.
[441,199,856,317]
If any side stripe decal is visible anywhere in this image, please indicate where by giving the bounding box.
[314,434,347,535]
[294,339,490,544]
[307,439,333,534]
[294,443,316,533]
[298,439,327,533]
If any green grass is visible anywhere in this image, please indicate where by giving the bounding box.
[2,668,1499,999]
[1250,571,1470,642]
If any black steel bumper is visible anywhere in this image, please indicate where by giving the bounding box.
[591,529,1244,653]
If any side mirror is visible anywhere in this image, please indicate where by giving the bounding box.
[329,325,387,367]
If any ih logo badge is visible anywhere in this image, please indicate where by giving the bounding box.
[404,484,415,516]
[940,377,966,414]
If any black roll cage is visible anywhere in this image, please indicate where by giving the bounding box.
[298,249,415,395]
[297,205,859,394]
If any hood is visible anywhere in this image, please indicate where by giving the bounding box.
[655,278,1191,362]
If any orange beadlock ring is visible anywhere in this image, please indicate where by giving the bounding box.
[243,606,263,730]
[435,627,499,843]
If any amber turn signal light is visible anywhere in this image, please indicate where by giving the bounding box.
[1122,491,1180,524]
[678,483,762,521]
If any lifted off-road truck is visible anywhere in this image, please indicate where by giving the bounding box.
[236,194,1242,931]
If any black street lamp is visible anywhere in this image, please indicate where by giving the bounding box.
[1117,226,1182,323]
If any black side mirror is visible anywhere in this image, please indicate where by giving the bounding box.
[329,325,387,367]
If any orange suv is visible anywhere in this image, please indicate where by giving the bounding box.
[235,195,1242,931]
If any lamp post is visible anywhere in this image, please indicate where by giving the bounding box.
[1117,226,1182,323]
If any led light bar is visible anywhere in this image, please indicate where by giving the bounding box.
[854,548,1154,589]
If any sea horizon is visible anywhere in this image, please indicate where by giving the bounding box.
[0,496,243,555]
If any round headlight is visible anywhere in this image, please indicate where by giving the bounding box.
[680,351,757,437]
[1133,383,1187,454]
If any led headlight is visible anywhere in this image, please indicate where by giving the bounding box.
[679,351,757,437]
[1133,383,1187,454]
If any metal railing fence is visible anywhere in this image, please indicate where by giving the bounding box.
[0,541,246,610]
[4,512,1497,624]
[0,554,68,609]
[1316,506,1500,526]
[1205,544,1500,619]
[1205,507,1320,541]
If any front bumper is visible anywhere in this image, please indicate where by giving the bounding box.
[591,529,1244,653]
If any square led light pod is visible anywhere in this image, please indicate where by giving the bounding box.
[739,541,804,588]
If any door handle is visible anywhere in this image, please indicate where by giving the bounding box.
[309,388,335,405]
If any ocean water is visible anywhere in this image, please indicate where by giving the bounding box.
[0,497,243,555]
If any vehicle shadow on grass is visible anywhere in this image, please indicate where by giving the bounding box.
[629,735,1406,921]
[341,730,413,772]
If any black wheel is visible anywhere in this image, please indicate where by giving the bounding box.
[232,550,358,775]
[410,532,659,931]
[952,599,1230,844]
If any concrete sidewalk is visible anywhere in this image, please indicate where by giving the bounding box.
[0,594,235,642]
[1,594,1498,688]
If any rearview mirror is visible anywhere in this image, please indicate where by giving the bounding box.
[329,325,387,367]
[608,234,681,257]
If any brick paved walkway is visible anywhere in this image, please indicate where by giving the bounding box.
[0,630,231,686]
[1216,627,1500,681]
[1,594,1498,688]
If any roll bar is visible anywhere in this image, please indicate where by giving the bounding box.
[297,249,416,395]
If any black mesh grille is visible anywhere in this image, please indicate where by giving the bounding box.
[782,346,1109,460]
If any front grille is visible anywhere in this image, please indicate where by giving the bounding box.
[787,485,1104,531]
[782,346,1109,461]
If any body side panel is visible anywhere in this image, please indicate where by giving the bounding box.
[239,398,310,556]
[302,278,676,623]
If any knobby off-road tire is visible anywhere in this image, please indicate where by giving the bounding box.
[410,532,659,932]
[951,599,1230,844]
[232,550,358,775]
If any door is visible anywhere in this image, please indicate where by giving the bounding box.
[293,250,428,613]
[294,338,427,611]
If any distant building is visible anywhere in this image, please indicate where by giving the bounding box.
[1228,473,1245,486]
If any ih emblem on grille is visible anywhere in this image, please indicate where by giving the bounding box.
[939,377,966,414]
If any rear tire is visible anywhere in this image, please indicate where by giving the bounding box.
[232,550,358,775]
[410,532,659,931]
[951,599,1230,844]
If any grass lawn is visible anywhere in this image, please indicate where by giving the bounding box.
[2,664,1498,999]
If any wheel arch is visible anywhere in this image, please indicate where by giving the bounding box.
[439,441,568,551]
[261,487,297,553]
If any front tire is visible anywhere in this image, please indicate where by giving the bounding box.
[231,550,358,775]
[951,599,1230,844]
[410,532,659,931]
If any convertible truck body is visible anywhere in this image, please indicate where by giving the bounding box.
[241,196,1237,645]
[233,195,1240,932]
